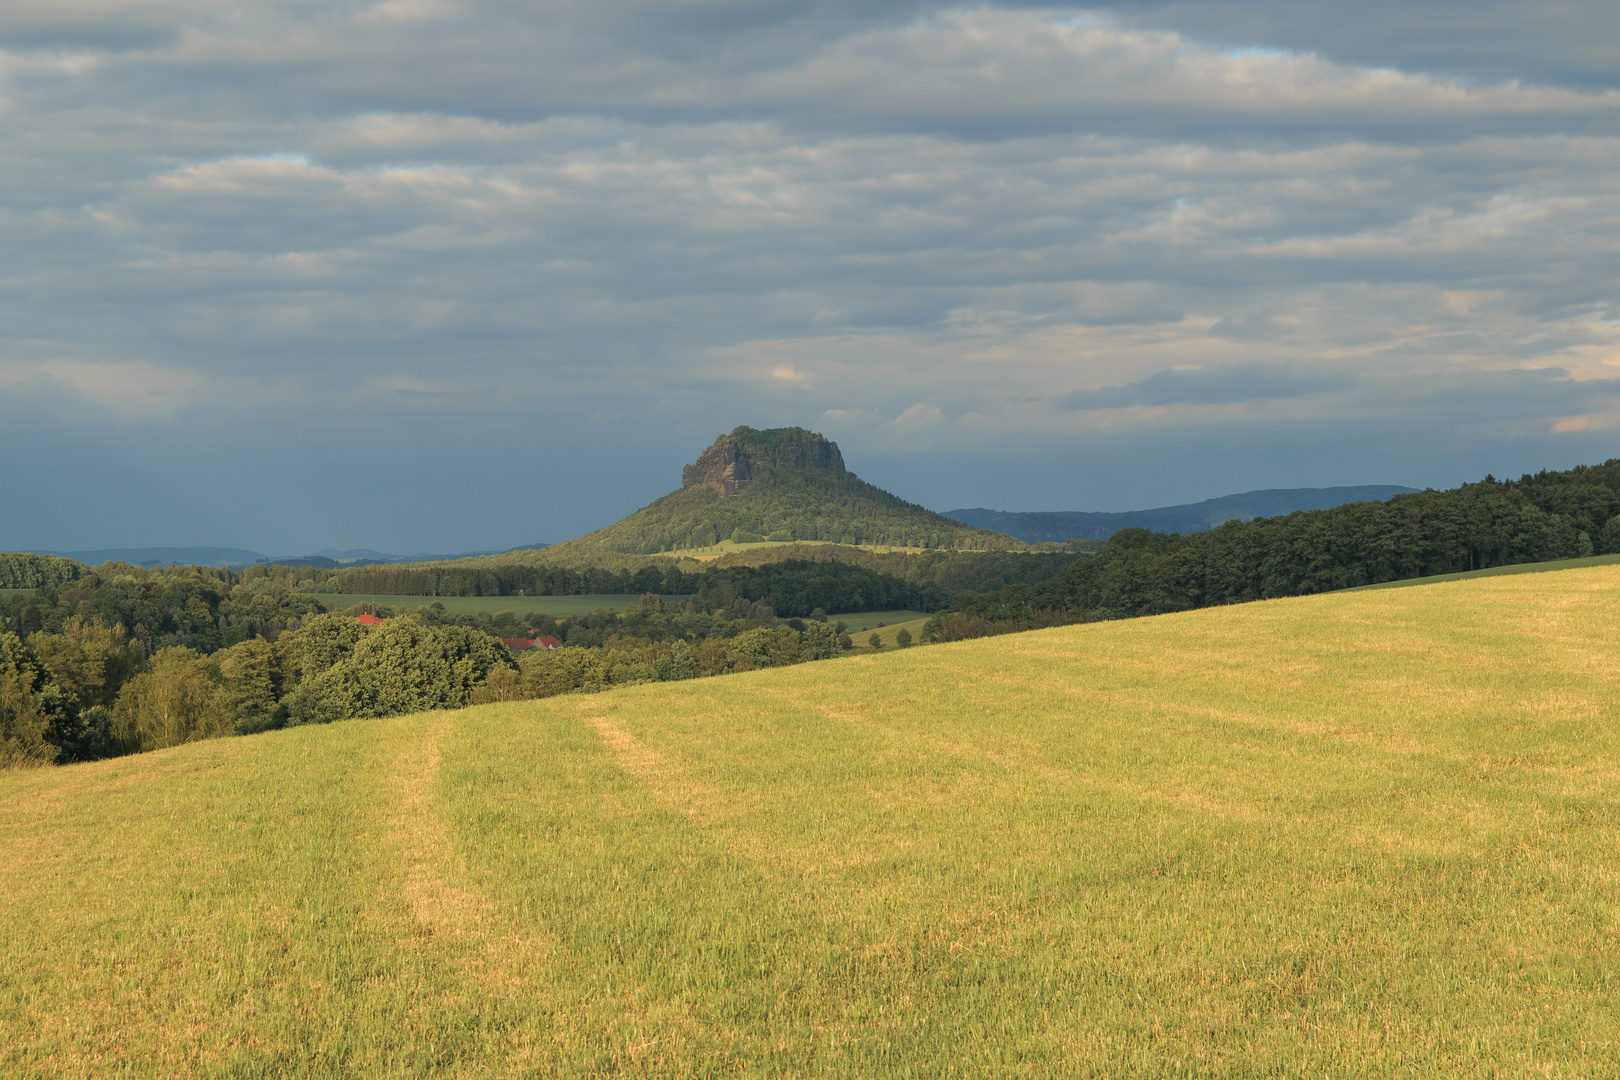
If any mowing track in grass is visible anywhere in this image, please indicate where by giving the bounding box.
[4,567,1619,1075]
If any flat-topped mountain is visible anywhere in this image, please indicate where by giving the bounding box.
[541,426,1019,558]
[682,427,845,495]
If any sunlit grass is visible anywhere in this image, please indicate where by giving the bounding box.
[5,567,1619,1076]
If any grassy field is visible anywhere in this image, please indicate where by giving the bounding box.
[310,593,681,618]
[832,610,932,648]
[4,567,1620,1076]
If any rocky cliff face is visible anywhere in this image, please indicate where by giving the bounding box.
[682,426,847,496]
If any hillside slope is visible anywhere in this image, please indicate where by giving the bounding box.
[4,567,1619,1075]
[535,426,1018,559]
[947,484,1419,541]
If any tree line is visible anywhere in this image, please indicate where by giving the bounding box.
[0,585,874,767]
[924,466,1620,641]
[0,553,86,590]
[0,556,929,766]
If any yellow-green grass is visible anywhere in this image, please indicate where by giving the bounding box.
[6,568,1620,1076]
[309,593,681,618]
[1347,551,1620,591]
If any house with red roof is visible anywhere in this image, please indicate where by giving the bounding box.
[502,635,562,652]
[357,612,387,626]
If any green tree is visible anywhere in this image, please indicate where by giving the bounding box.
[800,622,840,661]
[868,632,883,649]
[0,632,68,767]
[1600,516,1620,555]
[215,638,281,734]
[653,640,698,681]
[285,611,367,684]
[32,617,142,713]
[724,628,775,672]
[112,647,226,751]
[346,621,515,718]
[895,627,913,647]
[521,647,609,697]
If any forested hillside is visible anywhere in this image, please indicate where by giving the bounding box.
[927,464,1620,640]
[298,544,1089,603]
[946,485,1418,542]
[536,427,1017,557]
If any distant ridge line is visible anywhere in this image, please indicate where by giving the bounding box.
[23,543,549,569]
[944,485,1419,543]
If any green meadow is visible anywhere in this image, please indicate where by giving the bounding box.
[837,611,932,649]
[4,567,1619,1076]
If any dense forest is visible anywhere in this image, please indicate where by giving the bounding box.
[294,545,1087,605]
[0,546,1087,604]
[925,464,1620,641]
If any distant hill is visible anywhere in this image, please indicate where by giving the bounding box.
[534,426,1019,560]
[21,545,523,570]
[26,546,276,569]
[945,485,1419,543]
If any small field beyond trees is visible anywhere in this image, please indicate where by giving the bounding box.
[4,565,1618,1075]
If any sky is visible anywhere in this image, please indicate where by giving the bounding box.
[3,0,1619,553]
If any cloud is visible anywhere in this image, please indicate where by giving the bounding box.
[1058,363,1353,411]
[893,402,945,431]
[2,1,1620,549]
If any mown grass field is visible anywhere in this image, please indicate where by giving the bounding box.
[4,567,1620,1076]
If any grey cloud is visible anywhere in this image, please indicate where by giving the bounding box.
[3,2,1620,550]
[1208,314,1278,341]
[1089,1,1620,89]
[1059,363,1354,410]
